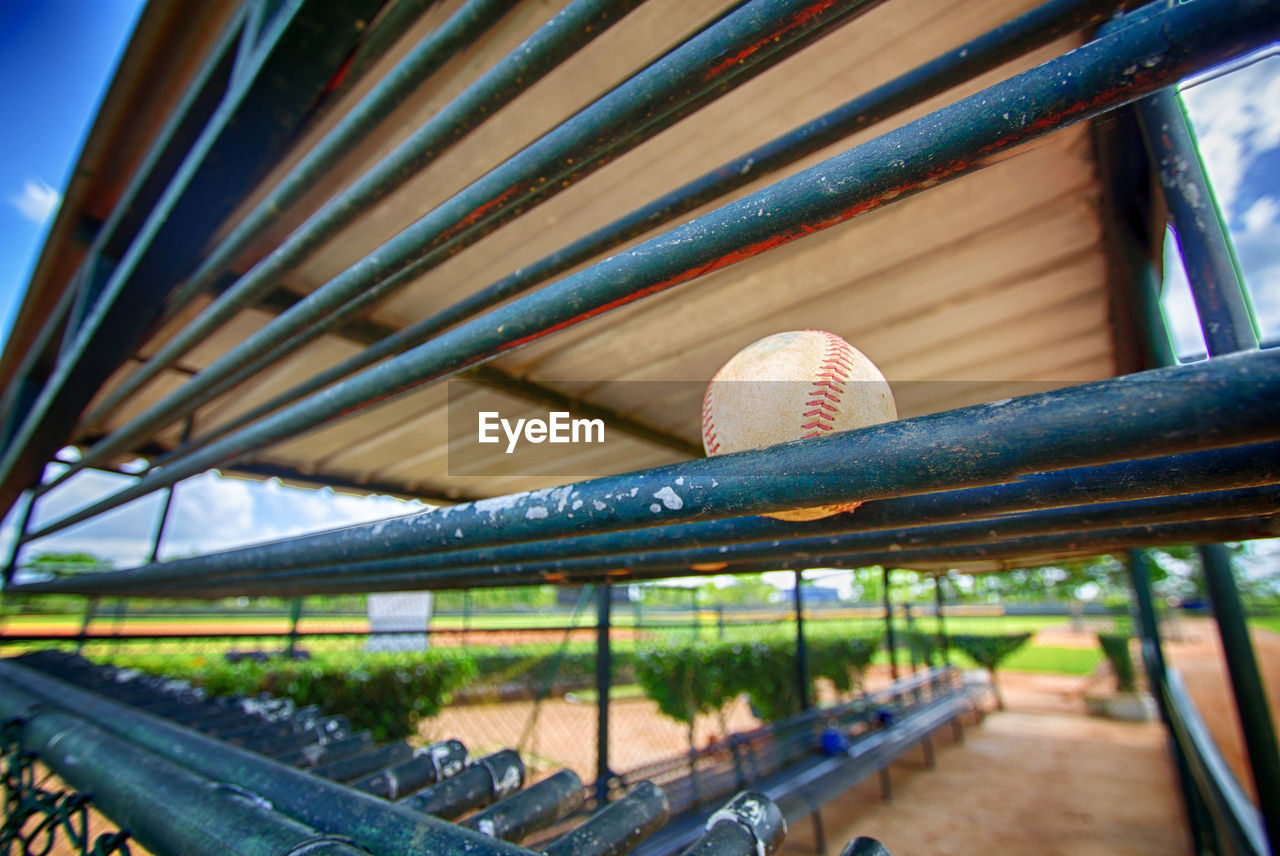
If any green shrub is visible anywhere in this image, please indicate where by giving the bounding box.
[903,630,939,668]
[808,634,881,695]
[636,634,882,727]
[104,650,475,741]
[949,633,1033,710]
[1097,633,1136,693]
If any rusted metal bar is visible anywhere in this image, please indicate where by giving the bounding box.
[151,0,1122,465]
[401,750,525,820]
[25,0,1280,541]
[57,0,888,483]
[0,658,537,856]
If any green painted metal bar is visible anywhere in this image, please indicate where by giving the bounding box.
[400,749,525,820]
[79,0,594,430]
[20,339,1280,590]
[1164,669,1267,856]
[882,567,898,682]
[934,576,949,667]
[544,781,669,856]
[462,768,585,842]
[1198,542,1280,853]
[1,488,35,586]
[0,658,539,856]
[59,0,887,484]
[87,484,1280,599]
[286,595,303,657]
[598,581,614,806]
[1136,88,1258,356]
[0,0,388,520]
[0,683,371,856]
[23,0,1280,541]
[1128,549,1214,856]
[154,0,1123,466]
[795,569,813,711]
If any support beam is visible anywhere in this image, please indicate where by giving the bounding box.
[1198,543,1280,853]
[883,567,898,682]
[1127,549,1210,855]
[1136,89,1257,356]
[596,582,613,806]
[795,569,813,712]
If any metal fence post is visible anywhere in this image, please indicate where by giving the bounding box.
[2,489,35,586]
[882,566,899,681]
[1127,549,1210,854]
[596,582,612,806]
[935,575,950,666]
[1198,543,1280,853]
[794,569,812,711]
[286,597,303,658]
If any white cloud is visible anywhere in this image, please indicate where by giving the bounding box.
[0,468,423,572]
[1241,196,1280,235]
[10,179,60,225]
[1180,56,1280,215]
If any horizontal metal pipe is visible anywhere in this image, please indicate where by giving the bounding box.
[80,0,526,431]
[544,781,671,856]
[61,0,884,483]
[612,515,1280,582]
[679,793,787,856]
[100,483,1280,599]
[0,683,370,856]
[349,739,469,799]
[159,0,1122,462]
[173,489,1280,598]
[0,658,538,856]
[312,740,416,782]
[401,749,526,819]
[26,0,1280,543]
[83,447,1280,597]
[16,347,1280,597]
[222,514,1280,596]
[464,768,586,842]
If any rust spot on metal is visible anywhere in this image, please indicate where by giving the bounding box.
[703,0,837,81]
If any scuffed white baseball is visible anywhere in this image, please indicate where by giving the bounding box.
[701,330,896,521]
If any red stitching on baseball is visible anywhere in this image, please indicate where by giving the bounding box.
[801,332,851,441]
[701,387,718,455]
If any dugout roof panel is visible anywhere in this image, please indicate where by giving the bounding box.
[2,0,1131,515]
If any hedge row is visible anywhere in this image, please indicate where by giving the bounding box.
[98,629,1034,739]
[634,634,881,724]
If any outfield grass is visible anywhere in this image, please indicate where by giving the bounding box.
[1249,616,1280,636]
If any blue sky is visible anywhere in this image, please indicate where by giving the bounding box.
[0,11,1275,570]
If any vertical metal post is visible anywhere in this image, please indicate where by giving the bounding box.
[717,603,725,640]
[1199,543,1280,852]
[1135,89,1257,356]
[286,597,303,658]
[596,582,612,806]
[882,567,898,681]
[935,575,950,667]
[2,490,36,586]
[76,597,99,653]
[463,588,472,646]
[690,587,699,642]
[794,569,812,712]
[1127,549,1209,855]
[904,603,919,675]
[147,419,193,565]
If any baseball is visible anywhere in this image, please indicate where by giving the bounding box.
[701,330,896,521]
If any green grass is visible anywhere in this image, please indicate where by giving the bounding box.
[1248,616,1280,636]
